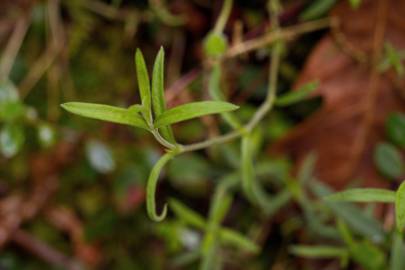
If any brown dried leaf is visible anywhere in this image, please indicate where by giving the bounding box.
[273,0,405,189]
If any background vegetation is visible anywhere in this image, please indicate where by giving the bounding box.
[0,0,404,269]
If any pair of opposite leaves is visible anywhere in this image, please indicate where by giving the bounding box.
[61,48,239,140]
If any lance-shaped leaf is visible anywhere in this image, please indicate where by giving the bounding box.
[241,133,256,202]
[325,188,396,203]
[275,81,319,107]
[220,228,259,253]
[152,47,175,142]
[311,180,385,241]
[201,176,234,269]
[290,245,348,258]
[61,102,148,129]
[169,198,259,253]
[146,152,175,222]
[169,198,206,227]
[390,231,405,270]
[374,142,403,180]
[154,101,239,128]
[395,181,405,232]
[135,49,152,123]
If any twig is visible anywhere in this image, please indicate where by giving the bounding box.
[166,68,201,103]
[19,45,61,98]
[13,229,82,270]
[225,18,330,58]
[178,1,284,154]
[345,0,388,180]
[0,16,29,80]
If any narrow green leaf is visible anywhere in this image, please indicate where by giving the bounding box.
[146,152,175,222]
[169,197,259,253]
[390,231,405,270]
[220,228,260,253]
[61,102,148,129]
[374,142,403,179]
[152,47,166,117]
[152,47,175,142]
[154,101,239,128]
[169,198,206,228]
[262,189,291,217]
[290,245,348,258]
[338,220,386,270]
[275,81,319,107]
[201,191,232,270]
[386,113,405,148]
[351,242,386,270]
[395,181,405,232]
[202,177,234,255]
[241,133,256,202]
[135,49,152,122]
[311,180,386,242]
[325,188,396,203]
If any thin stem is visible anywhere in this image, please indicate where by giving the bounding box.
[225,18,330,58]
[213,0,233,34]
[0,17,29,80]
[151,129,177,149]
[180,129,241,152]
[247,2,281,129]
[180,0,282,154]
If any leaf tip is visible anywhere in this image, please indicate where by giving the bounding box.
[60,102,73,112]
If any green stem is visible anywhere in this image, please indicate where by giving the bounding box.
[180,1,282,154]
[213,0,233,34]
[146,152,177,221]
[151,129,177,149]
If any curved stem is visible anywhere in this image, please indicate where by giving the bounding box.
[151,129,176,149]
[146,152,176,221]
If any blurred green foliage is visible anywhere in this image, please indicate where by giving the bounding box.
[0,0,404,269]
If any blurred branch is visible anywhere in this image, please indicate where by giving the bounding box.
[149,0,185,26]
[225,17,331,58]
[19,45,61,98]
[0,16,29,81]
[47,0,64,121]
[166,68,201,104]
[84,0,146,22]
[13,229,82,270]
[19,0,64,99]
[45,206,102,267]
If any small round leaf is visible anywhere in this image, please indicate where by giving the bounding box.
[203,32,228,58]
[374,142,403,180]
[386,112,405,148]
